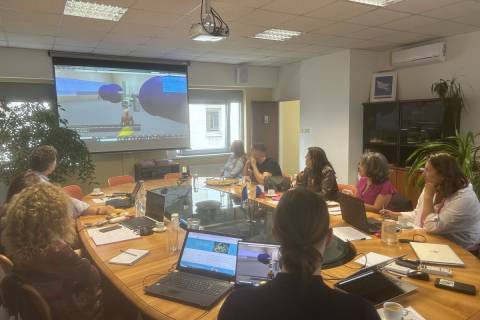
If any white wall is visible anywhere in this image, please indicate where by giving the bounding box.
[349,50,385,183]
[273,62,300,101]
[0,47,53,80]
[392,30,480,134]
[299,51,351,183]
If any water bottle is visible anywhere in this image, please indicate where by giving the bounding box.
[135,180,146,217]
[168,213,180,254]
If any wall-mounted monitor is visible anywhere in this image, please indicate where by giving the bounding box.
[52,57,190,153]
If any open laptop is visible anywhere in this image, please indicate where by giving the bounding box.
[145,230,242,309]
[337,192,381,234]
[235,241,281,287]
[121,188,165,230]
[106,181,141,208]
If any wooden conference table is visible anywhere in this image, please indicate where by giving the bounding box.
[77,178,480,320]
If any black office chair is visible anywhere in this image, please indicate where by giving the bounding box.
[389,193,413,212]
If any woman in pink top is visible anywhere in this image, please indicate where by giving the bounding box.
[356,152,396,212]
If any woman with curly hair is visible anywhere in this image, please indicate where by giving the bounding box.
[356,152,396,212]
[296,147,338,200]
[1,183,103,320]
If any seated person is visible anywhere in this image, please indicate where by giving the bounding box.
[29,145,113,217]
[356,152,396,212]
[296,147,338,200]
[243,143,282,184]
[381,153,480,250]
[1,183,103,320]
[218,188,380,320]
[221,140,246,179]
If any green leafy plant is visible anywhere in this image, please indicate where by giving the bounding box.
[0,101,95,185]
[431,78,465,133]
[406,132,480,197]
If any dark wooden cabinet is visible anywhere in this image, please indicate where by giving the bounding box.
[365,98,459,205]
[363,99,459,167]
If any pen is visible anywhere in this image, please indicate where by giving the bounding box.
[120,250,137,257]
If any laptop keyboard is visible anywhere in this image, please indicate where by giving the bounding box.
[158,272,229,296]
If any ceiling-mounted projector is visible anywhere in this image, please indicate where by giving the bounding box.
[191,0,229,42]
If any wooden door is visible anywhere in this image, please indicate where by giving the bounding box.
[251,101,279,161]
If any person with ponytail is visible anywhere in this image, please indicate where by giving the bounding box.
[218,188,379,320]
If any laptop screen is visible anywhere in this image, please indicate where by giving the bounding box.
[235,242,281,287]
[178,231,242,279]
[131,182,141,200]
[146,189,165,222]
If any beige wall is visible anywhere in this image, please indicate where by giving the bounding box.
[279,100,300,175]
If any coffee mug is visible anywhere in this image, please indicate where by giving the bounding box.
[93,187,101,194]
[383,302,408,320]
[267,189,276,196]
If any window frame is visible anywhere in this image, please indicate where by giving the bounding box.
[178,89,243,156]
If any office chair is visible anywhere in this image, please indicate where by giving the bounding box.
[63,184,84,200]
[107,175,134,187]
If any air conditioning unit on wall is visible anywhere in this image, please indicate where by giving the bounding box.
[392,41,446,67]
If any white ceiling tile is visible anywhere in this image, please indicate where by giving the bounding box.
[109,21,168,38]
[452,13,480,27]
[237,9,295,27]
[373,30,440,44]
[0,0,65,14]
[274,16,336,33]
[349,27,395,40]
[201,3,255,22]
[423,1,480,19]
[128,48,170,59]
[294,44,338,53]
[93,47,135,56]
[311,22,368,36]
[5,33,54,45]
[121,9,183,27]
[212,0,273,9]
[7,42,53,49]
[347,9,410,26]
[3,21,58,36]
[380,15,440,32]
[261,0,335,15]
[133,0,199,15]
[60,16,115,32]
[307,1,376,21]
[54,36,102,47]
[352,39,394,50]
[53,44,95,53]
[227,22,267,37]
[264,41,310,51]
[0,10,61,26]
[419,21,480,36]
[386,0,462,14]
[101,34,153,45]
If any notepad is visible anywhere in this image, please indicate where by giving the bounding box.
[87,225,140,246]
[109,249,149,265]
[333,226,371,242]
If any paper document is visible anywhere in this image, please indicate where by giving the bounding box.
[333,227,371,242]
[355,252,412,275]
[87,225,140,246]
[328,206,341,215]
[92,198,107,204]
[109,249,149,265]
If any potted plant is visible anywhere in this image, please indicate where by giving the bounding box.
[0,101,95,185]
[406,131,480,197]
[431,78,465,136]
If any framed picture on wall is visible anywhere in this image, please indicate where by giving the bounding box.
[370,72,397,102]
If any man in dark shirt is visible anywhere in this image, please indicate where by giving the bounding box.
[243,143,282,184]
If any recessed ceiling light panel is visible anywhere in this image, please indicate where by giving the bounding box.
[347,0,404,7]
[254,29,301,41]
[64,0,127,21]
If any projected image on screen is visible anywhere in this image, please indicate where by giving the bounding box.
[54,64,189,153]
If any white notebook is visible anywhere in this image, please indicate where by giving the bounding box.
[333,226,372,242]
[109,249,149,265]
[410,242,465,266]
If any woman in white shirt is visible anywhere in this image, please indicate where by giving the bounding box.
[221,140,246,179]
[381,153,480,251]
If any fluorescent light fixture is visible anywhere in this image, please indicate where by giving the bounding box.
[347,0,404,7]
[192,34,225,42]
[64,0,127,21]
[254,29,301,41]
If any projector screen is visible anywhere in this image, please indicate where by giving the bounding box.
[52,57,190,153]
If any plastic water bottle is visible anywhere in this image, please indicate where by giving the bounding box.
[168,213,180,254]
[135,180,146,217]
